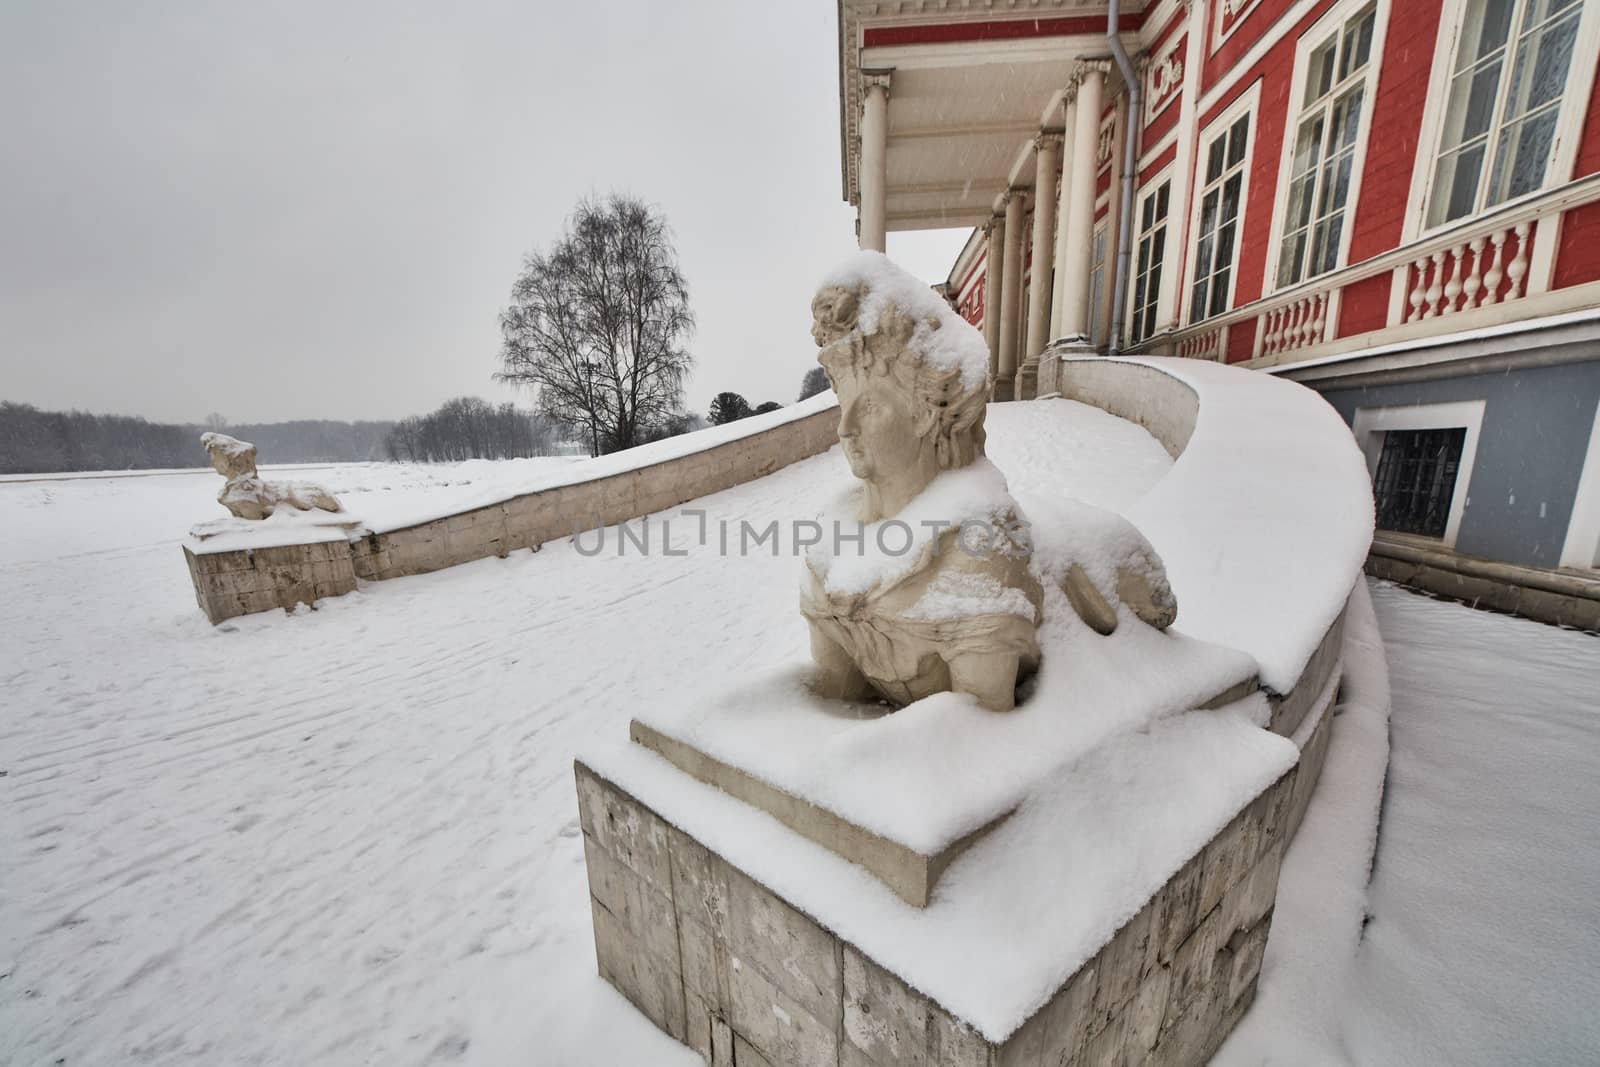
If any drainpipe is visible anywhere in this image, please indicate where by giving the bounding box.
[1107,2,1140,356]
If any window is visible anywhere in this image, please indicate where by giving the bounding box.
[1088,223,1108,347]
[1373,428,1467,537]
[1277,5,1377,287]
[1189,115,1250,322]
[1427,0,1583,227]
[1131,181,1170,345]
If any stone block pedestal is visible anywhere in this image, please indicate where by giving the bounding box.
[576,756,1297,1067]
[184,538,357,624]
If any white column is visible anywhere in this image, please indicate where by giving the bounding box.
[1057,62,1107,343]
[1050,91,1079,338]
[858,71,891,253]
[982,218,1004,381]
[995,191,1027,401]
[1020,133,1064,399]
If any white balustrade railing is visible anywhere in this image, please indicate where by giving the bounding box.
[1176,324,1225,360]
[1257,290,1331,358]
[1403,220,1533,322]
[1136,173,1600,365]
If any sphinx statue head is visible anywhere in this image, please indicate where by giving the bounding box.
[802,253,1041,711]
[810,282,989,522]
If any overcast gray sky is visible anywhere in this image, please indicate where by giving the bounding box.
[0,1,968,425]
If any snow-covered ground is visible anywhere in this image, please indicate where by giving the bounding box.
[1346,582,1600,1064]
[7,391,1596,1065]
[1221,579,1600,1066]
[0,401,1169,1064]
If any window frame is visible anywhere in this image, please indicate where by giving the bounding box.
[1352,400,1485,548]
[1403,0,1600,243]
[1128,167,1175,347]
[1088,220,1109,348]
[1180,82,1259,328]
[1559,398,1600,570]
[1263,0,1389,296]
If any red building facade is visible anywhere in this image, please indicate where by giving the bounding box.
[839,0,1600,619]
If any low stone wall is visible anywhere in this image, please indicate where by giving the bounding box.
[1267,606,1346,740]
[1367,534,1600,631]
[1054,360,1200,458]
[186,404,839,623]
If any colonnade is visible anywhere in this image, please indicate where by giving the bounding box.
[855,60,1115,399]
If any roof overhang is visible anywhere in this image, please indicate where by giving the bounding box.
[838,1,1145,232]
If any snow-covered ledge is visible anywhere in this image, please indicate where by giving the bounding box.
[576,358,1376,1067]
[183,393,840,624]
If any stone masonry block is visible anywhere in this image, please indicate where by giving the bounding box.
[582,834,680,967]
[1221,841,1283,941]
[1092,903,1155,1021]
[1123,960,1171,1057]
[734,1033,777,1067]
[1165,899,1224,1021]
[1033,958,1101,1065]
[723,945,837,1067]
[589,884,687,1042]
[1223,916,1270,1007]
[685,989,715,1062]
[1072,1010,1128,1067]
[574,762,674,896]
[843,945,990,1067]
[1154,848,1204,966]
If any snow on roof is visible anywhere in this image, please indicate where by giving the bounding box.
[1114,356,1375,694]
[820,250,991,393]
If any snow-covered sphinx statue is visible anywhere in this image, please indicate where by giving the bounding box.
[801,252,1177,712]
[200,432,343,520]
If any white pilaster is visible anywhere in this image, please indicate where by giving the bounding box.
[859,71,892,253]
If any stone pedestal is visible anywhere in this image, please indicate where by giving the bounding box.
[184,538,357,624]
[576,757,1297,1067]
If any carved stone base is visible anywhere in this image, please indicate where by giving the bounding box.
[1015,362,1039,402]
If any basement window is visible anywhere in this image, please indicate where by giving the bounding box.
[1373,427,1468,538]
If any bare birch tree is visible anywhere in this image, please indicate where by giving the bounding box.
[496,195,695,456]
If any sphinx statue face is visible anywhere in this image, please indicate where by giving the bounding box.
[835,373,927,486]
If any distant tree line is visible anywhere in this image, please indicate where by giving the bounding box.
[383,397,560,462]
[0,401,396,474]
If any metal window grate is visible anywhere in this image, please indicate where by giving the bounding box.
[1373,427,1467,538]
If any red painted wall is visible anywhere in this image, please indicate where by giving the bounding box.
[1553,54,1600,289]
[1345,0,1445,262]
[1203,0,1297,90]
[1139,144,1177,186]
